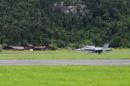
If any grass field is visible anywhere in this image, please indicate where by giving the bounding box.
[0,65,130,86]
[0,49,130,86]
[0,48,130,59]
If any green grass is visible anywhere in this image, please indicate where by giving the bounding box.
[0,65,130,86]
[0,49,130,86]
[0,49,130,59]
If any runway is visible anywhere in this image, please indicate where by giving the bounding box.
[0,59,130,65]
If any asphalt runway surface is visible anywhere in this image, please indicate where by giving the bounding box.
[0,59,130,65]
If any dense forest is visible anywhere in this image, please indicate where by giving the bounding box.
[0,0,130,48]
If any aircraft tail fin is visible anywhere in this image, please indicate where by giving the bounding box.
[102,43,109,51]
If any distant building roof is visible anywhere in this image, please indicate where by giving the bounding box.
[26,44,33,47]
[48,44,53,47]
[34,46,46,49]
[9,46,24,50]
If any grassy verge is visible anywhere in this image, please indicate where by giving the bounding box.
[0,65,130,86]
[0,49,130,59]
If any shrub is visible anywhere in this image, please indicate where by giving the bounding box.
[0,44,3,52]
[51,43,58,50]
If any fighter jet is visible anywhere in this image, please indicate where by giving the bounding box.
[76,43,112,54]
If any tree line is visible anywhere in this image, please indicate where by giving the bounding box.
[0,0,130,48]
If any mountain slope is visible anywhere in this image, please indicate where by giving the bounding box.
[0,0,130,47]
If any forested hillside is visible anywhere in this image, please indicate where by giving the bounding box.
[0,0,130,48]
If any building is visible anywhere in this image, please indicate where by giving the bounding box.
[3,46,24,51]
[23,44,34,50]
[3,44,53,51]
[46,44,53,50]
[34,46,46,50]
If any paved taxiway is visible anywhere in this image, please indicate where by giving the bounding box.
[0,59,130,65]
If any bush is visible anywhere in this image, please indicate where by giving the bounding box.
[2,43,8,48]
[69,43,79,50]
[85,40,93,45]
[0,44,3,52]
[51,43,58,50]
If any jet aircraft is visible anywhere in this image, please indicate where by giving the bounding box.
[76,43,112,54]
